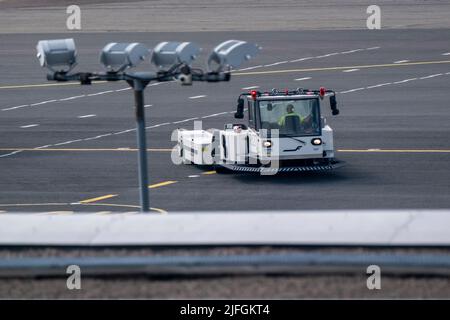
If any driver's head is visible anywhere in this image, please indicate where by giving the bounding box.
[286,104,295,113]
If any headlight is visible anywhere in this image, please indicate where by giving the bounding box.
[263,140,272,148]
[311,138,322,146]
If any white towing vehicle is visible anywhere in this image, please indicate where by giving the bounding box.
[175,88,344,174]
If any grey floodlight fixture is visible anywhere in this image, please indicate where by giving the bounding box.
[100,42,150,73]
[36,38,77,73]
[151,41,200,70]
[207,40,260,72]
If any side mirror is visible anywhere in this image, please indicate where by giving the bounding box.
[330,95,340,115]
[234,97,245,119]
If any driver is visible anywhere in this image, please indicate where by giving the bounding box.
[278,104,303,126]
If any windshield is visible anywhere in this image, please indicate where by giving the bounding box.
[258,98,321,136]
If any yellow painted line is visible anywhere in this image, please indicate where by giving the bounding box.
[2,59,449,90]
[81,203,167,214]
[0,81,108,90]
[149,180,178,189]
[78,194,118,204]
[0,148,172,152]
[233,60,450,76]
[202,170,217,175]
[94,211,112,215]
[338,149,450,153]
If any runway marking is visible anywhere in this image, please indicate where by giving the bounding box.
[366,82,392,89]
[342,68,359,73]
[59,95,86,101]
[188,175,200,178]
[2,105,28,111]
[94,211,112,215]
[237,65,263,71]
[0,148,173,152]
[394,60,410,64]
[45,211,74,215]
[0,81,107,90]
[241,86,260,90]
[0,202,167,214]
[290,57,313,63]
[189,95,207,99]
[79,194,118,204]
[115,87,131,92]
[20,124,39,129]
[77,114,96,119]
[149,181,178,189]
[294,77,311,81]
[87,90,114,96]
[338,149,450,153]
[202,170,217,175]
[30,100,57,106]
[232,60,450,76]
[419,73,443,79]
[393,78,417,84]
[264,61,289,67]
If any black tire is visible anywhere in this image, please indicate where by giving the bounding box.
[214,164,232,174]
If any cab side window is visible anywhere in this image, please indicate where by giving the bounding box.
[248,100,255,128]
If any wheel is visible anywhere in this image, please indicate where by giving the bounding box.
[214,164,232,174]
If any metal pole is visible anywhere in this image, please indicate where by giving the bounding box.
[133,79,150,212]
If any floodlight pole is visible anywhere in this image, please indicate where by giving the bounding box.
[130,79,150,212]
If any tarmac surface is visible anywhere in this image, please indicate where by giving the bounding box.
[0,29,449,214]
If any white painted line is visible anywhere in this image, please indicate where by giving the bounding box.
[113,129,135,135]
[315,53,339,58]
[366,82,392,89]
[394,60,410,64]
[237,65,263,71]
[20,124,39,129]
[146,122,170,129]
[393,78,417,84]
[201,112,228,119]
[144,104,153,108]
[241,86,260,90]
[2,105,29,111]
[173,117,199,124]
[341,49,363,54]
[0,151,22,158]
[35,145,52,149]
[77,114,96,119]
[189,95,207,99]
[188,175,200,178]
[87,90,114,97]
[342,69,359,73]
[340,87,365,94]
[30,100,57,106]
[366,46,380,50]
[419,73,443,79]
[59,95,85,101]
[294,77,312,81]
[442,53,450,56]
[264,61,288,67]
[289,57,313,63]
[115,87,131,92]
[446,72,450,75]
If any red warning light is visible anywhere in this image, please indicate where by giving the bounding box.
[319,87,326,97]
[251,90,258,100]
